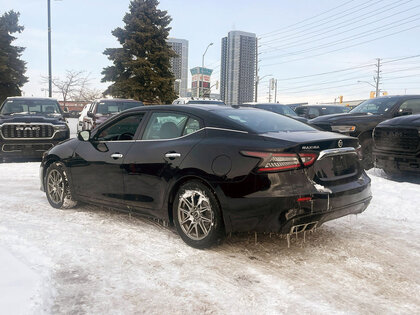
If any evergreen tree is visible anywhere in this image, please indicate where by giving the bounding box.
[0,10,28,104]
[102,0,176,104]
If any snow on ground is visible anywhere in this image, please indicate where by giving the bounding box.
[0,163,419,314]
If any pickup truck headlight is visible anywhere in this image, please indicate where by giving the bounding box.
[331,125,356,133]
[54,125,68,131]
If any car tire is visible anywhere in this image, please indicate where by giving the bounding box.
[45,162,78,209]
[361,138,374,170]
[173,180,224,249]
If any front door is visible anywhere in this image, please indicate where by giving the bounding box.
[70,113,145,206]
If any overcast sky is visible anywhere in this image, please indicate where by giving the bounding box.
[2,0,420,103]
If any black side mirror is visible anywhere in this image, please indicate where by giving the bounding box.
[87,111,94,118]
[78,130,91,141]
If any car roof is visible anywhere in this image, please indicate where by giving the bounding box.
[5,97,59,101]
[368,95,420,100]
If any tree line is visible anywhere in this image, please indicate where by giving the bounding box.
[0,0,177,104]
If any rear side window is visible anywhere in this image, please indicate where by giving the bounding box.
[215,108,315,133]
[183,117,201,135]
[143,112,196,140]
[399,99,420,114]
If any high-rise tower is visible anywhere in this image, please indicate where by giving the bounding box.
[220,31,256,105]
[167,38,189,97]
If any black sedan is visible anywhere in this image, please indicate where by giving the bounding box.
[40,105,372,248]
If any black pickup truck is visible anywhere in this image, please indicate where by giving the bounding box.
[0,97,70,162]
[373,114,420,174]
[309,95,420,168]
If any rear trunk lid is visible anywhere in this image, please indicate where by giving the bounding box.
[258,131,362,185]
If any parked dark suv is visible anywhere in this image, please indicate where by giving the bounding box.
[310,95,420,168]
[373,114,420,174]
[78,98,144,131]
[0,97,69,161]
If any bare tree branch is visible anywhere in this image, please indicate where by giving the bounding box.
[41,70,101,105]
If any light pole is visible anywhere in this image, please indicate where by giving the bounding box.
[47,0,52,97]
[255,74,272,102]
[201,42,213,97]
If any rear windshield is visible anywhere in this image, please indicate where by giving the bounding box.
[350,98,398,115]
[97,101,143,114]
[215,108,315,133]
[0,99,62,115]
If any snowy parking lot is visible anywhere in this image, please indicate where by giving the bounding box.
[0,161,419,314]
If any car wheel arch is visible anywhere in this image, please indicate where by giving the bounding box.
[167,175,224,228]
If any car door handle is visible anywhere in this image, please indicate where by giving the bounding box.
[165,152,181,159]
[111,153,124,159]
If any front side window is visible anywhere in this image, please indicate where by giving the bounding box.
[142,112,196,140]
[0,99,61,115]
[96,114,144,141]
[399,99,420,114]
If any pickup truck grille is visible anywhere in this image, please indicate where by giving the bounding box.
[1,124,54,139]
[374,127,419,152]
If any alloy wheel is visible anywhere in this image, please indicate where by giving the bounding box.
[177,190,214,241]
[47,169,64,204]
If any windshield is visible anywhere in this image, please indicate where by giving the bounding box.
[0,99,62,115]
[350,98,398,115]
[215,108,315,133]
[96,101,143,114]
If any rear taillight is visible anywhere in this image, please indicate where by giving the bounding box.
[241,151,317,172]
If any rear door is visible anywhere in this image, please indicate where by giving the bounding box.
[70,112,145,206]
[122,111,204,213]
